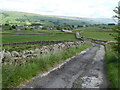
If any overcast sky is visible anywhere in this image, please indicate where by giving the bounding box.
[0,0,119,18]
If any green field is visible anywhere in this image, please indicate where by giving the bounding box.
[2,30,44,34]
[2,29,65,34]
[82,32,115,41]
[2,25,116,44]
[72,25,116,41]
[2,34,77,44]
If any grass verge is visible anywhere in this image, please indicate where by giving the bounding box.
[2,43,92,88]
[105,45,119,88]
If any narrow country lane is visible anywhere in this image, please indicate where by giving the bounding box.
[20,44,107,88]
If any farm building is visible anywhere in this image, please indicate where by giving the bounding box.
[61,29,72,33]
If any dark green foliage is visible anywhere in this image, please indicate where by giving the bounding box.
[24,28,27,30]
[9,27,12,30]
[31,22,42,26]
[112,6,120,55]
[108,23,116,25]
[11,25,16,29]
[4,23,9,26]
[56,26,62,30]
[112,25,120,54]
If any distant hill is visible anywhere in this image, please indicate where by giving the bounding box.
[0,10,115,25]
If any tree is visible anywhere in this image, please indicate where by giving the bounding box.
[4,23,9,26]
[56,26,61,30]
[11,25,16,29]
[9,27,12,30]
[112,2,120,54]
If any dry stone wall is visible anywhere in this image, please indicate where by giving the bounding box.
[1,41,84,65]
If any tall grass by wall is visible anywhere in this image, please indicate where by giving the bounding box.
[2,43,92,88]
[105,45,119,88]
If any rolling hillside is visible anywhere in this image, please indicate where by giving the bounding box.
[0,10,115,25]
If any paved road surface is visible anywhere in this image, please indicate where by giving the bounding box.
[20,44,107,88]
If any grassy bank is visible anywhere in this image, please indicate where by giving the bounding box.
[105,45,119,88]
[2,43,92,88]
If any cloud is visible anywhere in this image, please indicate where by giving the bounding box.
[0,0,119,18]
